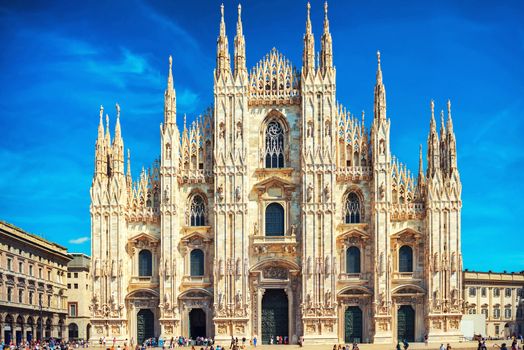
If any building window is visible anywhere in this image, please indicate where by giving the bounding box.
[190,249,204,277]
[481,287,487,297]
[48,295,51,307]
[469,287,476,297]
[67,284,71,289]
[505,308,512,319]
[7,258,12,271]
[468,308,477,314]
[495,324,500,335]
[344,192,361,224]
[47,270,51,280]
[265,120,285,168]
[494,308,500,319]
[481,308,488,318]
[19,261,23,273]
[517,288,522,300]
[74,284,78,289]
[18,289,23,303]
[74,272,78,278]
[69,303,77,317]
[138,250,153,277]
[29,291,33,304]
[67,272,71,278]
[189,194,206,226]
[39,268,42,278]
[29,265,33,276]
[399,245,413,273]
[7,287,12,302]
[346,246,361,274]
[265,203,285,236]
[505,288,512,298]
[494,288,500,297]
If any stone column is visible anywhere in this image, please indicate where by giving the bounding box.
[285,286,294,343]
[257,289,265,340]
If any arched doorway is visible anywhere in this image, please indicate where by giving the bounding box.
[397,305,415,342]
[137,309,154,345]
[86,324,91,341]
[189,309,206,339]
[344,306,363,343]
[68,323,79,340]
[16,315,23,345]
[26,317,34,342]
[4,314,14,344]
[261,289,288,344]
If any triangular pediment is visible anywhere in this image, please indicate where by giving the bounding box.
[391,227,421,240]
[128,232,159,244]
[254,175,295,192]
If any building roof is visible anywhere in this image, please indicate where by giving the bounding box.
[0,220,71,261]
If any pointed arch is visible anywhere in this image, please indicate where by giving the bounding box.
[261,110,289,169]
[188,191,208,226]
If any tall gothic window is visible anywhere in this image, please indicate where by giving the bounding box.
[190,249,204,276]
[345,192,361,224]
[190,194,206,226]
[138,250,152,276]
[399,245,413,273]
[265,121,285,168]
[346,246,361,274]
[265,203,284,236]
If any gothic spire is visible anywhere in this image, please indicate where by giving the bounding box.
[320,1,333,74]
[446,99,454,134]
[216,3,231,77]
[418,144,424,182]
[302,2,315,74]
[97,105,104,142]
[427,99,440,178]
[373,51,387,122]
[105,113,111,146]
[234,4,246,78]
[164,55,176,125]
[114,103,122,145]
[126,149,132,186]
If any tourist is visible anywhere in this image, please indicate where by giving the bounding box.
[252,337,257,348]
[402,339,409,350]
[439,344,445,350]
[424,335,428,346]
[446,343,451,350]
[352,342,359,350]
[269,336,273,345]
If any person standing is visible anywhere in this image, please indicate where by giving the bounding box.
[253,337,257,348]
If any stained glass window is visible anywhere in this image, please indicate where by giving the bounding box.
[265,121,285,168]
[265,203,284,236]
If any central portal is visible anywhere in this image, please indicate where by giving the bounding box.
[262,289,288,344]
[397,305,415,342]
[189,308,206,339]
[137,309,154,345]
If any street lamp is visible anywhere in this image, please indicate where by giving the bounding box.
[39,297,43,343]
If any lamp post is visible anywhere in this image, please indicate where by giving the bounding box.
[39,297,43,343]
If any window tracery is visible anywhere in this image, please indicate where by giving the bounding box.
[344,192,361,224]
[189,194,206,226]
[265,121,285,168]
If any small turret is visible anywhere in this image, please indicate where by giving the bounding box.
[234,4,247,78]
[427,100,440,178]
[164,55,176,126]
[319,1,333,75]
[373,51,387,123]
[302,2,315,75]
[216,3,231,78]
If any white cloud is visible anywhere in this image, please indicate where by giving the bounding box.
[69,236,89,244]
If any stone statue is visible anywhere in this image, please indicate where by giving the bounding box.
[290,224,296,236]
[307,183,313,202]
[253,222,258,235]
[235,186,241,202]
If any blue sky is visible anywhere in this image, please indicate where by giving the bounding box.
[0,0,523,272]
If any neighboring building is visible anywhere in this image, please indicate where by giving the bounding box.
[464,270,524,338]
[66,254,91,341]
[89,3,463,345]
[0,221,71,343]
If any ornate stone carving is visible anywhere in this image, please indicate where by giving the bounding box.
[263,266,288,279]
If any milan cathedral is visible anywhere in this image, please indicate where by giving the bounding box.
[89,2,463,344]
